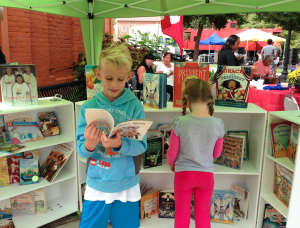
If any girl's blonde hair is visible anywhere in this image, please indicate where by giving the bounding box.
[181,79,214,116]
[275,41,282,52]
[99,43,132,73]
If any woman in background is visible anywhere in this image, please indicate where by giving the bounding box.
[136,53,155,92]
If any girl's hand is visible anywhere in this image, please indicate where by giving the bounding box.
[101,131,122,149]
[169,165,175,172]
[84,121,102,151]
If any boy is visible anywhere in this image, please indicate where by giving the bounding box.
[76,43,147,228]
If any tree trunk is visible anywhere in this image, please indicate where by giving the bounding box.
[193,22,204,61]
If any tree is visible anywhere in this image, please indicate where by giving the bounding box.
[183,14,240,61]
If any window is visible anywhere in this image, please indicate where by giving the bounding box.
[184,32,191,40]
[194,36,197,42]
[165,38,177,46]
[230,23,236,28]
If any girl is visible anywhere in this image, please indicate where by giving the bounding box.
[1,67,15,106]
[167,79,225,228]
[12,74,31,106]
[23,66,38,104]
[14,67,23,76]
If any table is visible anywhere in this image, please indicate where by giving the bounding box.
[248,87,300,115]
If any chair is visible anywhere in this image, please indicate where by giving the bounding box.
[284,95,299,111]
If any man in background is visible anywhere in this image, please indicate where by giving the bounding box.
[261,39,277,75]
[0,7,6,64]
[250,55,278,84]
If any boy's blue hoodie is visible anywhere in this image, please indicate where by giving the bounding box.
[76,88,147,193]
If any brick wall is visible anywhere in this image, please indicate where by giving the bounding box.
[3,8,112,87]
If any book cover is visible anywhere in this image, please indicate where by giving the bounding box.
[173,62,209,107]
[0,115,6,143]
[6,153,23,184]
[40,143,74,183]
[288,123,299,164]
[0,199,12,219]
[33,189,47,214]
[23,149,39,160]
[262,204,286,228]
[210,190,235,224]
[19,159,39,185]
[0,157,10,187]
[227,130,249,160]
[270,122,291,158]
[7,122,44,144]
[214,135,244,170]
[143,73,164,109]
[0,219,14,228]
[158,188,175,218]
[215,66,251,108]
[140,189,160,220]
[143,131,163,168]
[230,184,250,219]
[274,163,293,207]
[0,65,38,106]
[85,65,103,100]
[10,192,35,217]
[0,143,26,154]
[158,124,171,159]
[4,111,32,143]
[38,111,60,137]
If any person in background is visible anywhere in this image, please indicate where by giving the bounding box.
[273,41,282,77]
[261,39,277,74]
[250,55,278,84]
[156,52,174,101]
[136,53,155,92]
[0,7,6,64]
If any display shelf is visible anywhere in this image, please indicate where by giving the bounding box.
[265,154,295,172]
[261,193,288,218]
[79,155,87,163]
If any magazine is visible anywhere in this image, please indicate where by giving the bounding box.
[85,65,103,100]
[230,184,250,219]
[19,159,39,185]
[38,111,60,137]
[158,124,171,159]
[0,199,12,219]
[0,157,10,187]
[288,123,299,164]
[85,109,153,140]
[227,130,249,160]
[7,153,23,184]
[0,143,26,154]
[33,189,47,214]
[270,122,291,158]
[143,131,163,168]
[40,143,74,183]
[262,204,286,228]
[10,192,35,217]
[158,188,175,218]
[7,122,44,144]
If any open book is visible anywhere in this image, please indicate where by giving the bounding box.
[85,109,153,141]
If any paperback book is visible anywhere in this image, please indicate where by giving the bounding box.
[270,122,291,158]
[7,122,44,144]
[230,184,250,219]
[0,219,13,228]
[288,123,299,164]
[173,62,209,107]
[33,189,47,214]
[210,190,235,224]
[10,192,35,217]
[23,149,39,160]
[6,153,23,184]
[140,188,160,220]
[0,143,26,154]
[85,109,153,140]
[227,130,249,160]
[0,157,10,187]
[158,188,175,218]
[85,65,103,100]
[158,124,171,159]
[143,131,163,168]
[40,143,74,183]
[38,111,60,137]
[19,159,39,185]
[262,204,286,228]
[0,199,12,219]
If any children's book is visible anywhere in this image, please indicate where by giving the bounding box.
[85,65,103,100]
[274,163,293,207]
[214,135,245,170]
[158,124,171,159]
[85,109,153,140]
[6,153,23,184]
[0,199,12,219]
[210,190,235,224]
[140,188,160,220]
[227,130,249,160]
[38,111,60,137]
[22,149,39,160]
[10,192,35,217]
[158,188,175,218]
[143,131,163,168]
[215,66,251,108]
[270,122,291,158]
[4,111,32,143]
[40,143,73,183]
[288,123,299,164]
[0,219,14,228]
[0,157,10,187]
[173,62,209,107]
[33,189,47,214]
[230,184,250,219]
[0,143,26,154]
[0,115,6,143]
[0,64,38,106]
[19,159,39,185]
[7,122,44,144]
[262,204,286,228]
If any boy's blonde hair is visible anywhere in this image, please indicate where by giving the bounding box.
[99,43,132,73]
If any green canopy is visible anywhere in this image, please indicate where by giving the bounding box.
[0,0,299,64]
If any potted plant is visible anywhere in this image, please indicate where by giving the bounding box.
[287,67,300,92]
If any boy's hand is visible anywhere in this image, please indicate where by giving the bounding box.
[84,121,102,151]
[169,165,175,172]
[101,131,122,149]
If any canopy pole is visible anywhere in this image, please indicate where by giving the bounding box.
[283,42,286,62]
[89,1,95,65]
[246,41,248,62]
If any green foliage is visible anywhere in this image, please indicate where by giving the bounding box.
[21,169,38,176]
[209,69,215,85]
[72,52,87,81]
[236,13,276,29]
[282,30,300,49]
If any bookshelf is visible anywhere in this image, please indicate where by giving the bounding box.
[0,98,78,228]
[257,111,300,228]
[75,101,266,228]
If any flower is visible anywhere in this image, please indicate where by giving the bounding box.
[287,68,300,86]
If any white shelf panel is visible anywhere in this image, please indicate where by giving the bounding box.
[0,134,74,158]
[266,154,295,172]
[13,196,78,228]
[261,193,288,218]
[0,98,73,115]
[270,110,300,125]
[0,170,75,201]
[140,160,259,175]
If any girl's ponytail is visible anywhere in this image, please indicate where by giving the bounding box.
[181,95,188,116]
[208,100,214,116]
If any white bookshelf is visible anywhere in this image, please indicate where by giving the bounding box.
[257,111,300,228]
[0,98,78,228]
[75,101,267,228]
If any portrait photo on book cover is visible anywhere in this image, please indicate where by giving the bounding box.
[0,65,38,106]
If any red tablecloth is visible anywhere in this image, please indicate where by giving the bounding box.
[248,87,300,115]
